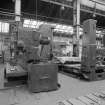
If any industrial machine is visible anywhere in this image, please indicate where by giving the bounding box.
[26,25,58,92]
[28,62,58,92]
[81,19,105,81]
[4,21,58,92]
[4,21,28,87]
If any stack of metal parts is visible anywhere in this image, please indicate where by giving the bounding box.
[81,19,105,81]
[57,57,81,76]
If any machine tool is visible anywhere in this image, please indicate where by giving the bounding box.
[4,21,28,87]
[26,24,58,92]
[81,19,105,81]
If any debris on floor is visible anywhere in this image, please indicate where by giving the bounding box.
[59,90,105,105]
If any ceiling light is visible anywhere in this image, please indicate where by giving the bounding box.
[61,5,65,10]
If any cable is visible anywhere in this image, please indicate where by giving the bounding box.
[36,0,37,20]
[0,8,14,13]
[0,10,14,15]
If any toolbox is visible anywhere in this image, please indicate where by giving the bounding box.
[28,62,58,92]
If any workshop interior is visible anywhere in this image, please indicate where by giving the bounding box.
[1,0,105,105]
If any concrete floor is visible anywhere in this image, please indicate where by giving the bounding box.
[0,65,105,105]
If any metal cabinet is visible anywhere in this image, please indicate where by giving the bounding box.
[28,63,58,92]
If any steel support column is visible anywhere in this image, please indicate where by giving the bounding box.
[15,0,21,21]
[73,0,80,57]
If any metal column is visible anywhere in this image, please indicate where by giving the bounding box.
[15,0,21,21]
[10,0,21,60]
[73,0,80,57]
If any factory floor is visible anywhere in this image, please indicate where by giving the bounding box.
[0,64,105,105]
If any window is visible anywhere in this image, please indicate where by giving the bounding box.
[23,19,44,29]
[0,22,9,33]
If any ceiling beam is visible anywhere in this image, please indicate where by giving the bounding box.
[81,5,105,17]
[89,0,105,6]
[41,0,73,8]
[41,0,105,17]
